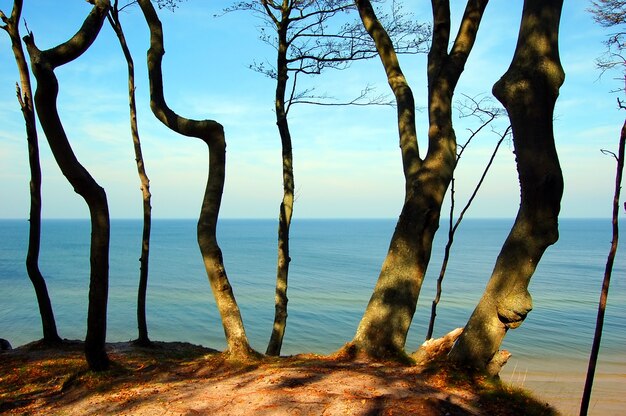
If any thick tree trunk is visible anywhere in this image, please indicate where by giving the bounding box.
[351,0,487,359]
[108,4,153,347]
[1,0,61,345]
[267,18,294,357]
[23,0,112,371]
[449,0,565,374]
[138,0,256,359]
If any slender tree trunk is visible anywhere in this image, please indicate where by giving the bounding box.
[350,0,488,359]
[267,13,294,357]
[1,0,61,345]
[426,130,506,341]
[138,0,256,359]
[449,0,565,375]
[108,3,153,347]
[580,119,625,416]
[23,0,112,371]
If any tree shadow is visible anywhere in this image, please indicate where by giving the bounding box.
[1,342,558,415]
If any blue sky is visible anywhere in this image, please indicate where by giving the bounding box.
[0,0,623,219]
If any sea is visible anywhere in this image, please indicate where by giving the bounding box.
[0,218,624,415]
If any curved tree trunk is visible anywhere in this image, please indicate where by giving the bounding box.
[23,0,112,371]
[108,3,153,347]
[266,13,294,357]
[1,0,61,345]
[449,0,565,375]
[351,0,488,359]
[137,0,256,359]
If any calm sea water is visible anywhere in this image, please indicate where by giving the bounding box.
[1,218,624,412]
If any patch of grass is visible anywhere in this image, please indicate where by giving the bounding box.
[477,383,559,416]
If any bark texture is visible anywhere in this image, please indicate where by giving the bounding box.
[108,2,153,347]
[137,0,256,359]
[351,0,488,359]
[449,0,565,374]
[23,0,112,371]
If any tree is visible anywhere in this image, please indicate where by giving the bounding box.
[23,0,112,371]
[590,0,626,93]
[0,0,61,345]
[227,0,428,357]
[107,0,154,347]
[425,96,509,341]
[137,0,258,359]
[581,2,626,413]
[350,0,488,359]
[449,0,565,375]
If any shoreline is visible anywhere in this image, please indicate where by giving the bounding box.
[501,355,626,416]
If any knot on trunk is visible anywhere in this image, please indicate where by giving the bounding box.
[486,349,512,377]
[496,290,532,329]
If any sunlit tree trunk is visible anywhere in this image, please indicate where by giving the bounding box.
[138,0,256,359]
[108,2,153,347]
[350,0,488,359]
[449,0,565,375]
[1,0,61,345]
[23,0,112,371]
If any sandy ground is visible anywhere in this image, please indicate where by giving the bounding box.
[0,341,560,416]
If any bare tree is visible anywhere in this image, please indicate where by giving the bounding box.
[227,0,428,356]
[425,96,509,341]
[580,124,625,415]
[137,0,258,359]
[23,0,112,371]
[107,0,154,347]
[0,0,61,346]
[349,0,489,360]
[580,2,626,413]
[591,0,626,92]
[449,0,565,375]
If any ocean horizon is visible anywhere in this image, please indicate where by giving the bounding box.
[1,218,624,415]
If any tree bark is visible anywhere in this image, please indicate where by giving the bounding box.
[108,2,153,347]
[350,0,488,359]
[266,4,295,357]
[23,0,112,371]
[449,0,565,374]
[137,0,256,359]
[1,0,61,345]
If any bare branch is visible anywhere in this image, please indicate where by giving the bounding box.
[289,84,394,107]
[601,148,619,161]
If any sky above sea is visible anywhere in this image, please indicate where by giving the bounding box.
[0,1,624,220]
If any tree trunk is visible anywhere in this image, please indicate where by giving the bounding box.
[23,0,112,371]
[426,130,507,341]
[580,119,625,416]
[1,0,61,345]
[351,0,488,359]
[108,3,153,347]
[266,14,294,357]
[449,0,565,374]
[137,0,256,359]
